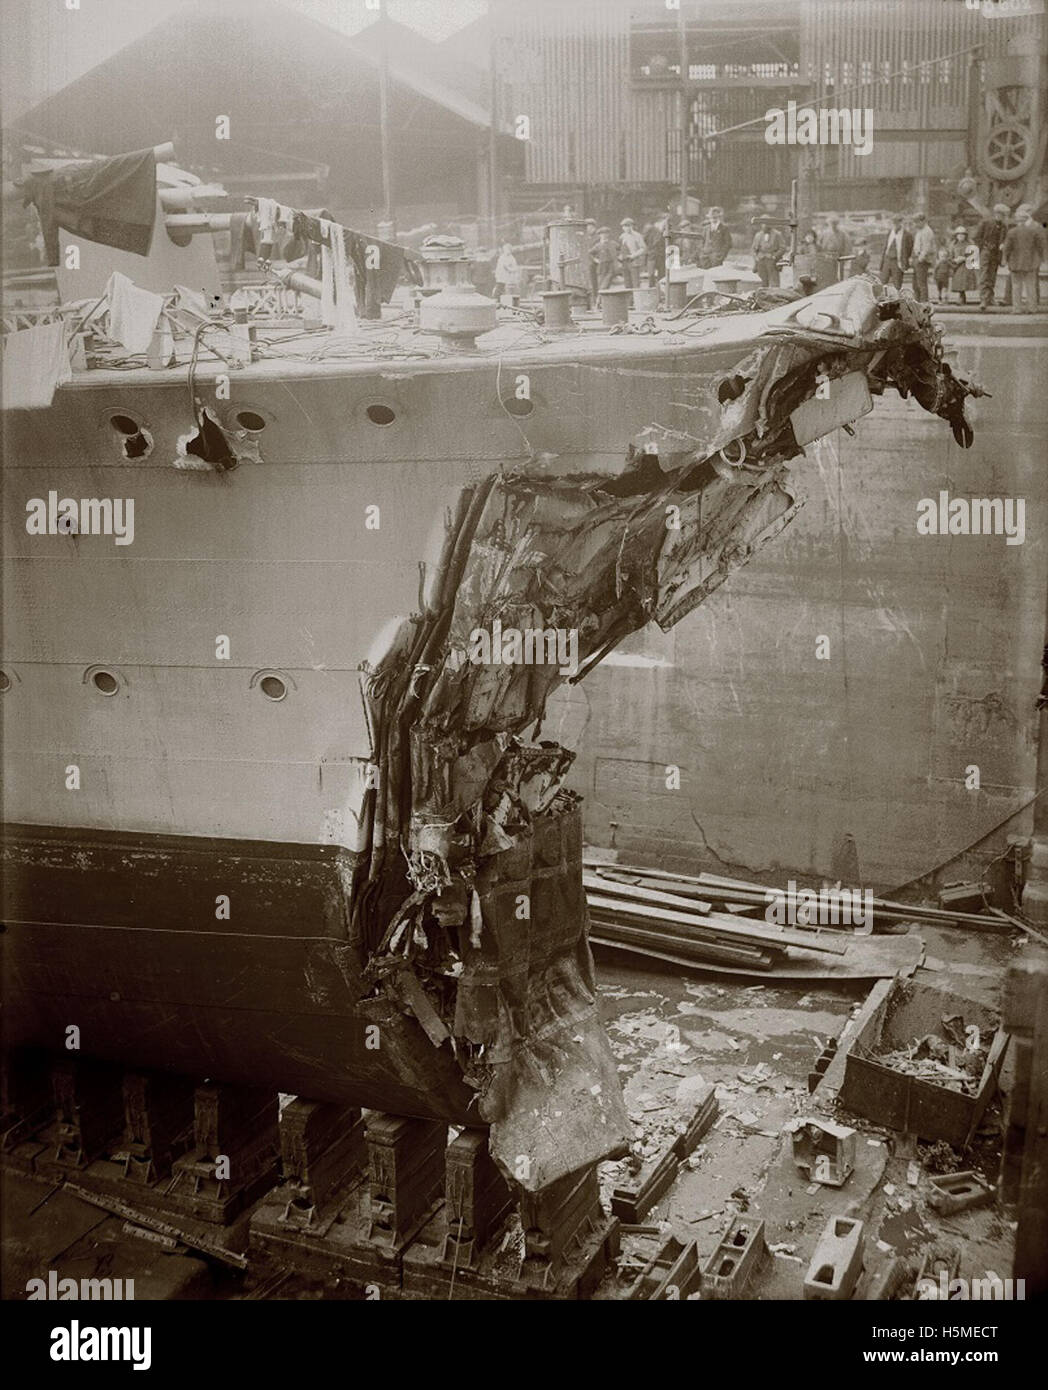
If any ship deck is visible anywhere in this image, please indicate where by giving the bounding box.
[62,300,811,388]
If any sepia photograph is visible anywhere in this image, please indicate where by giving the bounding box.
[1,0,1046,1355]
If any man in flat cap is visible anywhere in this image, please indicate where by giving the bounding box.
[700,207,732,268]
[1003,205,1045,313]
[818,213,851,281]
[619,217,647,289]
[752,215,784,287]
[974,203,1011,309]
[879,213,912,291]
[911,212,937,302]
[585,217,600,304]
[591,226,621,291]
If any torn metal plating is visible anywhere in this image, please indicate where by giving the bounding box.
[353,277,983,1193]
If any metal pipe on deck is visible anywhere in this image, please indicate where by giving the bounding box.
[270,266,322,300]
[163,213,233,233]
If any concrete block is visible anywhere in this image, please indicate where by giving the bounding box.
[701,1215,766,1299]
[804,1215,864,1300]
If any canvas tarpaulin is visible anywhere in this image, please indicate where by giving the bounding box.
[23,147,157,265]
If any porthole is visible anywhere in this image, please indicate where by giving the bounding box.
[249,669,295,701]
[107,412,152,459]
[365,403,396,426]
[0,670,11,693]
[92,670,120,696]
[236,410,267,432]
[501,395,534,417]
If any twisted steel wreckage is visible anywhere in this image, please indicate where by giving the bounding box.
[1,149,982,1291]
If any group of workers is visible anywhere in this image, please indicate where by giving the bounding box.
[754,203,1044,311]
[581,210,732,300]
[491,200,1044,313]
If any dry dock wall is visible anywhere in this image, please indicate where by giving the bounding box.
[558,323,1048,891]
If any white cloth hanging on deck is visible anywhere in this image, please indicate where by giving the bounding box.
[105,271,164,354]
[319,217,358,333]
[1,318,72,410]
[255,197,279,244]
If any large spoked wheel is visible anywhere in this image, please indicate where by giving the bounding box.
[984,122,1034,180]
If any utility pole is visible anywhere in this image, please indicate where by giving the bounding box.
[489,0,499,249]
[378,0,395,234]
[678,1,689,218]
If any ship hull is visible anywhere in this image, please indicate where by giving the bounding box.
[1,287,982,1182]
[1,822,476,1120]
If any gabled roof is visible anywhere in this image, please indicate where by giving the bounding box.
[439,14,492,71]
[8,0,496,160]
[349,17,488,110]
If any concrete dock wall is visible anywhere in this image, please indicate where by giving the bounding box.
[558,320,1048,891]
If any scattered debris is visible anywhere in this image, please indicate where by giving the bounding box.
[610,1084,718,1223]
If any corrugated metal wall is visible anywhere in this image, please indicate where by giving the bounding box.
[494,0,1044,190]
[496,0,639,185]
[494,0,800,188]
[801,0,1045,182]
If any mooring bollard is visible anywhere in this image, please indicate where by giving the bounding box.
[541,289,574,330]
[599,286,632,326]
[666,279,689,314]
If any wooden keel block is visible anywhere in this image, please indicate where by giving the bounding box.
[612,1083,718,1223]
[119,1071,195,1185]
[167,1084,280,1222]
[628,1236,702,1300]
[440,1127,512,1270]
[0,1049,52,1151]
[366,1113,446,1252]
[804,1216,865,1300]
[277,1098,365,1225]
[519,1165,605,1289]
[49,1058,124,1170]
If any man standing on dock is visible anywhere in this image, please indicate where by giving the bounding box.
[879,214,912,291]
[645,217,667,287]
[752,216,784,287]
[975,203,1011,310]
[585,218,599,305]
[619,218,647,288]
[911,213,937,302]
[700,208,732,268]
[1002,206,1045,314]
[818,213,851,281]
[592,227,621,291]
